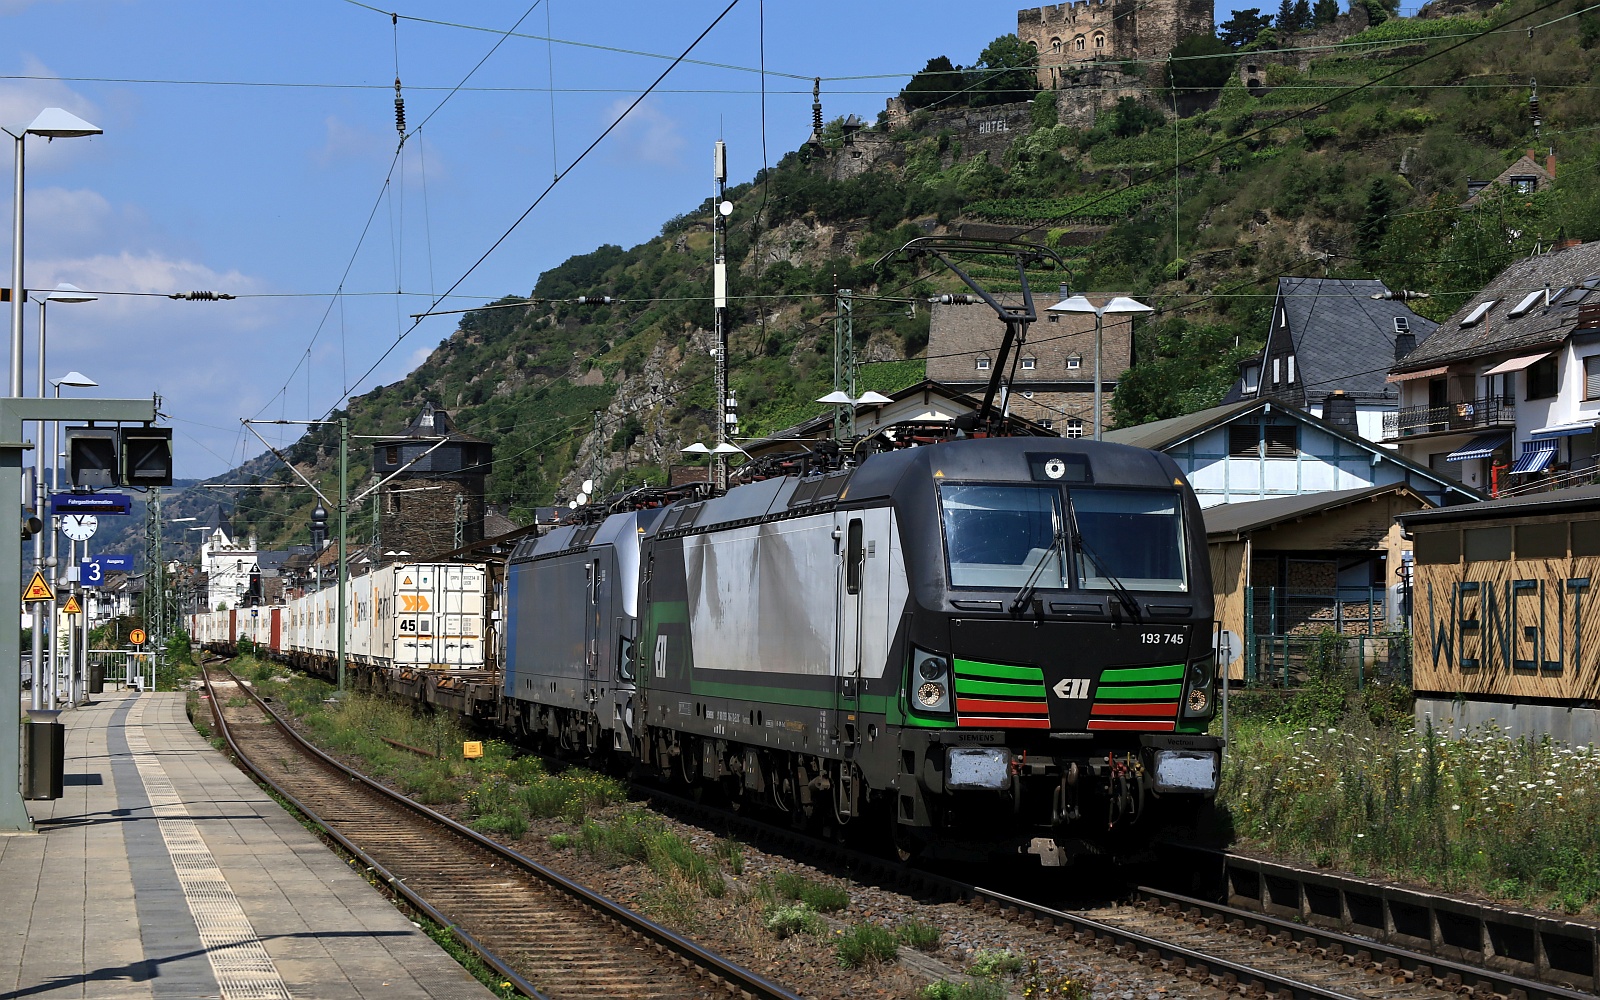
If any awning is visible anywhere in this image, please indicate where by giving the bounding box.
[1445,430,1511,462]
[1509,440,1557,475]
[1386,365,1448,383]
[1531,420,1598,439]
[1484,351,1554,375]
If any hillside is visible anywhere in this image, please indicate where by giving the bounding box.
[204,0,1600,550]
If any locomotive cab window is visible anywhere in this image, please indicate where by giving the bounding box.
[1071,489,1188,593]
[941,484,1065,589]
[847,518,864,595]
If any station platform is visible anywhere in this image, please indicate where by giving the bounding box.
[1,690,494,999]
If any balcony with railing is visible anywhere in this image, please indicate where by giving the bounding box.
[1381,395,1516,440]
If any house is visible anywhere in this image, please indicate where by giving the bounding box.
[1385,239,1600,495]
[1205,483,1434,680]
[1222,276,1437,443]
[1464,149,1556,206]
[197,508,259,611]
[926,290,1130,435]
[1103,396,1480,508]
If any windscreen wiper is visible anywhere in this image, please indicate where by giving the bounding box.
[1066,497,1143,623]
[1009,519,1067,616]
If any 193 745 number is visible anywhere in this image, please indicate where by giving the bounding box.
[1141,631,1184,645]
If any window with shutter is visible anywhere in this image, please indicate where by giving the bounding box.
[1585,354,1600,400]
[1264,424,1299,457]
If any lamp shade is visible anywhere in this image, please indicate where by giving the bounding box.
[854,390,893,405]
[52,370,96,388]
[1102,295,1153,314]
[816,390,854,404]
[46,283,95,304]
[710,442,746,455]
[1047,294,1096,313]
[25,108,102,138]
[680,442,712,454]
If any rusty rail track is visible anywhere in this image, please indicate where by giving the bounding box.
[201,664,803,1000]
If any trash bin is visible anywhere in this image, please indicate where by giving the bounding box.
[23,721,64,800]
[89,660,104,695]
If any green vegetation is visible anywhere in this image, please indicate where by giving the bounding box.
[1224,707,1600,915]
[918,981,1005,1000]
[967,949,1025,978]
[834,922,900,968]
[771,871,850,912]
[895,918,942,951]
[763,902,827,939]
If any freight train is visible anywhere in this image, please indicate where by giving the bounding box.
[194,435,1222,863]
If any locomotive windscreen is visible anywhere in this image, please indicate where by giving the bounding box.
[941,484,1066,589]
[1071,489,1188,592]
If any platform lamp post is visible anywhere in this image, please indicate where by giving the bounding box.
[7,110,102,395]
[1047,293,1152,440]
[49,368,96,705]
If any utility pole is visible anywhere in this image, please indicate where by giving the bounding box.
[143,489,164,671]
[833,288,855,440]
[336,416,347,694]
[712,140,730,493]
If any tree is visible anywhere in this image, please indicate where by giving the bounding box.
[1356,177,1395,263]
[1276,0,1298,32]
[1219,8,1275,48]
[899,56,964,111]
[1313,0,1340,27]
[968,34,1039,108]
[1167,34,1235,92]
[1292,0,1312,32]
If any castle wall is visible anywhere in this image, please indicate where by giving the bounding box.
[1019,0,1214,89]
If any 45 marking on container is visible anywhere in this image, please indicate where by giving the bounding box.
[1053,677,1091,700]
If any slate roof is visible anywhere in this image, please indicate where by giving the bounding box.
[1202,483,1430,539]
[1223,277,1437,405]
[1394,240,1600,371]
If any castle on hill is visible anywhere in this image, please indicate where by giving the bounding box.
[1017,0,1214,88]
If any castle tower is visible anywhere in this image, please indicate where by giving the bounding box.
[1018,0,1213,90]
[371,404,493,560]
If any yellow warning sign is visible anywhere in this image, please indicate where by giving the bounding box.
[22,571,53,602]
[402,575,413,586]
[129,628,146,646]
[462,741,483,759]
[401,594,430,612]
[62,595,81,615]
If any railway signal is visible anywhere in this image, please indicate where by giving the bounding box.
[65,425,173,488]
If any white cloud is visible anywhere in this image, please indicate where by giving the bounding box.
[604,97,685,169]
[313,115,445,181]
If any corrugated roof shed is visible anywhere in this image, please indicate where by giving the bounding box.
[1202,483,1425,538]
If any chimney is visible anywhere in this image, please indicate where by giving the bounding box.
[1547,149,1557,178]
[1527,148,1537,164]
[1322,390,1358,433]
[1060,283,1071,301]
[1394,331,1416,362]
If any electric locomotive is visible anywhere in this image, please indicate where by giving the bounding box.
[634,435,1220,862]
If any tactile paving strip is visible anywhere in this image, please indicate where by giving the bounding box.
[127,698,294,1000]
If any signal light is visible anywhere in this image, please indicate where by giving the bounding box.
[20,507,41,540]
[65,425,174,488]
[66,427,119,488]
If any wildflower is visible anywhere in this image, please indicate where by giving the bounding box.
[1451,804,1461,811]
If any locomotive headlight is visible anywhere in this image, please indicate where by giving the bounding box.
[909,648,951,714]
[1182,653,1217,720]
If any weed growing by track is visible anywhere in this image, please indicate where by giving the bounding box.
[1222,715,1600,914]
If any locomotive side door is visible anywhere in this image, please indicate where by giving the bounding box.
[836,514,866,751]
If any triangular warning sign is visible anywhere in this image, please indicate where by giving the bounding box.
[22,571,53,602]
[62,595,81,614]
[402,576,413,586]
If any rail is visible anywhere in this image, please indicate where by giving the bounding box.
[202,661,804,1000]
[1382,395,1515,439]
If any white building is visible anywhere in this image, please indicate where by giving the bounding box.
[199,516,259,611]
[1386,240,1600,494]
[1103,397,1480,509]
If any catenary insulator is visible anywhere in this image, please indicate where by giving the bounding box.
[394,78,406,137]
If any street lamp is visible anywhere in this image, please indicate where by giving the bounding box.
[1048,293,1153,440]
[6,109,102,398]
[816,389,893,439]
[48,368,95,707]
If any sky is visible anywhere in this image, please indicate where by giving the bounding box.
[0,0,1270,479]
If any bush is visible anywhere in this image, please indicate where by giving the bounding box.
[896,918,942,951]
[968,949,1024,977]
[919,981,1005,1000]
[763,902,826,939]
[836,923,900,968]
[773,871,850,912]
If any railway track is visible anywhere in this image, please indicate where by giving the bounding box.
[200,664,803,1000]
